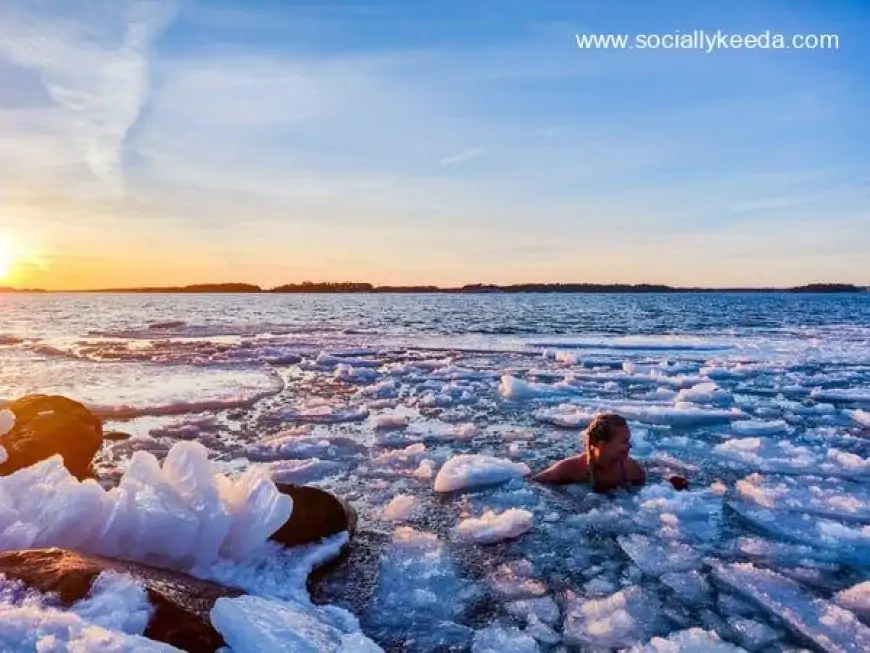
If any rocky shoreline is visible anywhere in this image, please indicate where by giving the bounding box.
[0,394,358,652]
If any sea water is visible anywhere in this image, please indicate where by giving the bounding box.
[1,291,869,651]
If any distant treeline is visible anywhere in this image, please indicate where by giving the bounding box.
[3,281,863,294]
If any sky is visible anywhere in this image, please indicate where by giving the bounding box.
[0,0,868,290]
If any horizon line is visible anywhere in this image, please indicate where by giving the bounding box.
[2,281,866,294]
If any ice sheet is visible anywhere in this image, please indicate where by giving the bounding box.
[713,562,870,652]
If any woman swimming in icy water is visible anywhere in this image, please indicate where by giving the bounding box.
[533,413,688,493]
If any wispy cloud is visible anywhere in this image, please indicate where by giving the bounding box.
[0,0,178,197]
[439,147,484,165]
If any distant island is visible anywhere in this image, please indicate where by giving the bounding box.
[2,282,866,294]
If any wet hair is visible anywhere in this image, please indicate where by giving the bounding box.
[584,413,628,446]
[584,413,628,488]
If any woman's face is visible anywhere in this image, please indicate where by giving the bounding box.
[593,425,631,465]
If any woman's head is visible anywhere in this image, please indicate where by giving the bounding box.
[585,413,631,465]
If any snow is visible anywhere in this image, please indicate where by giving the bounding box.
[71,572,154,636]
[713,562,870,652]
[0,574,176,652]
[433,454,530,492]
[455,509,533,544]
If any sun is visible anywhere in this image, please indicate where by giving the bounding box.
[0,235,22,282]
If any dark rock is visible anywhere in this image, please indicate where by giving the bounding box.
[104,430,132,441]
[271,484,358,548]
[0,395,103,480]
[0,548,240,652]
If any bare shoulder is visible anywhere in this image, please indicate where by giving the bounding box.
[625,458,646,482]
[533,455,588,484]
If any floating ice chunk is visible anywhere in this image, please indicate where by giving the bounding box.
[834,582,870,621]
[283,403,369,424]
[676,382,734,406]
[504,597,560,626]
[618,534,701,575]
[358,380,398,399]
[628,628,746,652]
[563,586,663,649]
[631,484,724,543]
[735,474,870,521]
[733,536,842,567]
[811,388,870,403]
[731,420,789,436]
[584,576,618,597]
[266,459,344,485]
[211,594,382,652]
[382,494,420,522]
[247,433,366,462]
[727,617,782,650]
[718,593,758,618]
[371,412,409,430]
[661,571,710,604]
[713,562,870,653]
[456,509,533,544]
[499,375,570,399]
[71,571,153,635]
[334,363,379,383]
[365,527,479,635]
[434,455,530,493]
[315,352,380,369]
[729,503,870,564]
[533,404,597,429]
[472,625,540,653]
[613,403,743,426]
[848,409,870,427]
[0,409,15,436]
[488,560,548,600]
[713,437,870,479]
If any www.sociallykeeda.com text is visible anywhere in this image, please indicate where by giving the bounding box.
[575,30,840,53]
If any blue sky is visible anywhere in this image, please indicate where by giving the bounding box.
[0,0,868,288]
